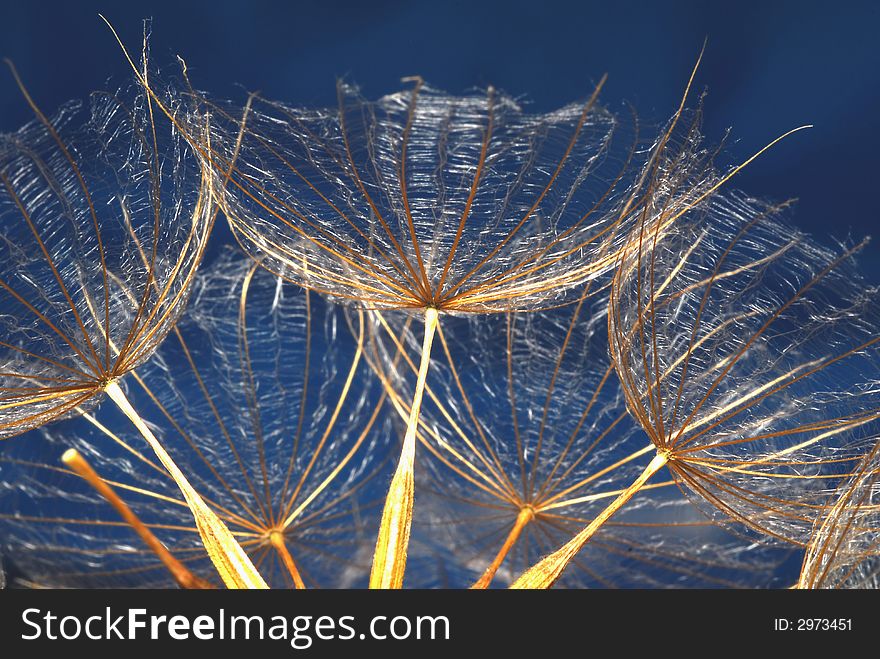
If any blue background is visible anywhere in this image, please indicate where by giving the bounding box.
[1,0,879,280]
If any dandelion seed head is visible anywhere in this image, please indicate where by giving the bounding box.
[0,63,215,441]
[366,292,790,587]
[0,249,391,587]
[611,187,880,546]
[196,78,652,314]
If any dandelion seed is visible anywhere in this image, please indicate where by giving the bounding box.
[798,435,880,589]
[364,289,792,588]
[0,53,263,588]
[513,191,880,587]
[0,249,391,588]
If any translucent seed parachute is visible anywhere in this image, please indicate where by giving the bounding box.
[609,191,880,544]
[0,56,266,587]
[512,190,880,587]
[0,248,392,588]
[361,291,792,588]
[0,69,212,437]
[196,79,647,313]
[799,435,880,589]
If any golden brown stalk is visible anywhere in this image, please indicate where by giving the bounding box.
[471,506,535,589]
[61,448,213,589]
[370,308,439,588]
[105,381,268,589]
[511,452,668,588]
[268,530,306,589]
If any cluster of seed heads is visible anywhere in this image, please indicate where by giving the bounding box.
[0,30,876,590]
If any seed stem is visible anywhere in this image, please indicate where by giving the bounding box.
[269,530,306,589]
[370,307,439,588]
[471,506,535,589]
[62,448,214,589]
[105,380,268,589]
[511,451,668,588]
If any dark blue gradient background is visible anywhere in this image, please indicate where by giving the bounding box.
[1,0,878,280]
